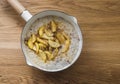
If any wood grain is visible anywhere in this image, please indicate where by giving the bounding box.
[0,0,120,84]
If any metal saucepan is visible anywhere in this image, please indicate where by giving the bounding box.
[7,0,83,72]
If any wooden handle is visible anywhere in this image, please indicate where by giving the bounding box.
[7,0,26,14]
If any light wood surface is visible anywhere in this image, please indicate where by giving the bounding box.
[0,0,120,84]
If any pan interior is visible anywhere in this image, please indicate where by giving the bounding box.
[21,10,82,72]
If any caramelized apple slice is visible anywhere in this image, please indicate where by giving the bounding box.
[53,48,59,57]
[37,37,48,46]
[39,43,47,50]
[45,29,53,37]
[31,34,36,43]
[39,50,47,63]
[56,32,65,44]
[38,25,45,37]
[48,46,53,53]
[27,38,34,49]
[41,33,54,40]
[62,31,70,40]
[32,45,36,51]
[45,51,54,60]
[34,42,39,53]
[48,40,60,48]
[62,40,71,53]
[51,20,57,32]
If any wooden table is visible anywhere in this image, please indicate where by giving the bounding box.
[0,0,120,84]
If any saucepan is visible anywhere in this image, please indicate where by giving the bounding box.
[7,0,83,72]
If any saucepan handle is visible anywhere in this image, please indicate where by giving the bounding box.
[7,0,32,22]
